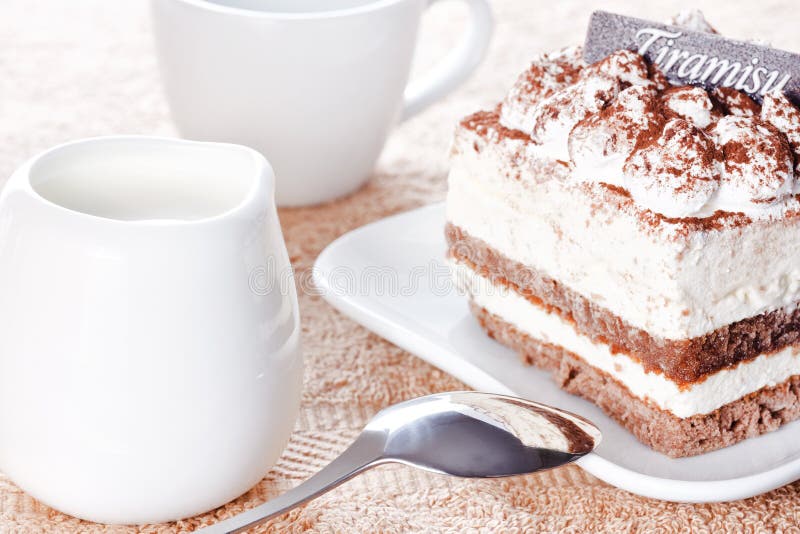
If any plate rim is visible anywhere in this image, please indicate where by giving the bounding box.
[313,202,800,502]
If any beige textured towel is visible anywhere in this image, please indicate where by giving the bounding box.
[2,0,800,531]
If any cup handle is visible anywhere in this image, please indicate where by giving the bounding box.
[400,0,493,121]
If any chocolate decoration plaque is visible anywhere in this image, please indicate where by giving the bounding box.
[584,11,800,104]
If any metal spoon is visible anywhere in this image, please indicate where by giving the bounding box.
[199,391,601,533]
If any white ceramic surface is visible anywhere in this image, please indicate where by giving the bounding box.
[0,137,303,524]
[151,0,492,206]
[313,202,800,503]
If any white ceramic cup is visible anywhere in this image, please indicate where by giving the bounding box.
[151,0,492,206]
[0,137,303,524]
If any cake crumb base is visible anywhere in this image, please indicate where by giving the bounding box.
[472,303,800,457]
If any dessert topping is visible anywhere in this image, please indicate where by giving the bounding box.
[661,86,719,128]
[498,47,800,217]
[579,49,651,88]
[492,10,800,218]
[500,46,584,134]
[529,74,619,161]
[569,85,660,167]
[710,115,794,205]
[711,88,761,117]
[761,91,800,171]
[665,9,717,34]
[623,118,721,217]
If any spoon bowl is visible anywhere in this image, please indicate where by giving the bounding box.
[200,392,601,533]
[372,392,600,477]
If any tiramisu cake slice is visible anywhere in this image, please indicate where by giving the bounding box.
[446,36,800,456]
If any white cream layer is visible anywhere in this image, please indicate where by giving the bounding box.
[452,260,800,418]
[446,126,800,339]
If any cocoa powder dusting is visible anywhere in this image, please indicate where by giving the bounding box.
[461,107,530,142]
[471,46,800,223]
[712,87,761,117]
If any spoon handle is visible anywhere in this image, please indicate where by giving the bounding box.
[198,432,386,534]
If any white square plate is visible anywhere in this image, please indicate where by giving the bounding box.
[313,202,800,502]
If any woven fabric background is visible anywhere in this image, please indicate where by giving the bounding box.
[2,1,800,532]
